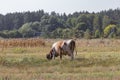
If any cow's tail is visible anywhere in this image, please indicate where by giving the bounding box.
[71,39,77,56]
[72,39,77,56]
[74,42,77,56]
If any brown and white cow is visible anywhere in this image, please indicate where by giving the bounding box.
[46,39,77,60]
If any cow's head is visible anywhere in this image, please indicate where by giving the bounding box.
[46,49,53,60]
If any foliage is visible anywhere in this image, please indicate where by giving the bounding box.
[0,30,22,38]
[84,29,92,39]
[0,9,120,38]
[95,30,101,38]
[104,24,117,38]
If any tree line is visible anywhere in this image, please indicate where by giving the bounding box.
[0,9,120,39]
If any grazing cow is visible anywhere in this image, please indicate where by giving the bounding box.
[46,39,77,60]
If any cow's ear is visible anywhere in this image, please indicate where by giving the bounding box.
[64,42,67,45]
[46,49,53,60]
[46,54,51,60]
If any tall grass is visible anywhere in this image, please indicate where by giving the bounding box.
[0,38,45,52]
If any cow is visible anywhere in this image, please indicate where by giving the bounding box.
[46,39,77,60]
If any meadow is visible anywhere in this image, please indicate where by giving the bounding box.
[0,38,120,80]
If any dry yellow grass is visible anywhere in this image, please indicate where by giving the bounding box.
[0,38,45,52]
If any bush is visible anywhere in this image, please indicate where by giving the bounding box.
[84,29,92,39]
[104,24,117,38]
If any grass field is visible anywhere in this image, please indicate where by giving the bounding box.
[0,39,120,80]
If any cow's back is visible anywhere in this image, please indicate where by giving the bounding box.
[52,41,64,55]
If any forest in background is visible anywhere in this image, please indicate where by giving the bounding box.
[0,8,120,39]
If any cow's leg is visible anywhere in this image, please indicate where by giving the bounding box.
[53,54,55,59]
[71,49,75,60]
[69,50,74,60]
[67,49,74,60]
[60,54,62,60]
[52,48,56,60]
[71,52,74,60]
[59,49,63,60]
[59,47,63,60]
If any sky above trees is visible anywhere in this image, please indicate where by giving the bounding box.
[0,0,120,14]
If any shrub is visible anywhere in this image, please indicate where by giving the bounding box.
[104,24,117,38]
